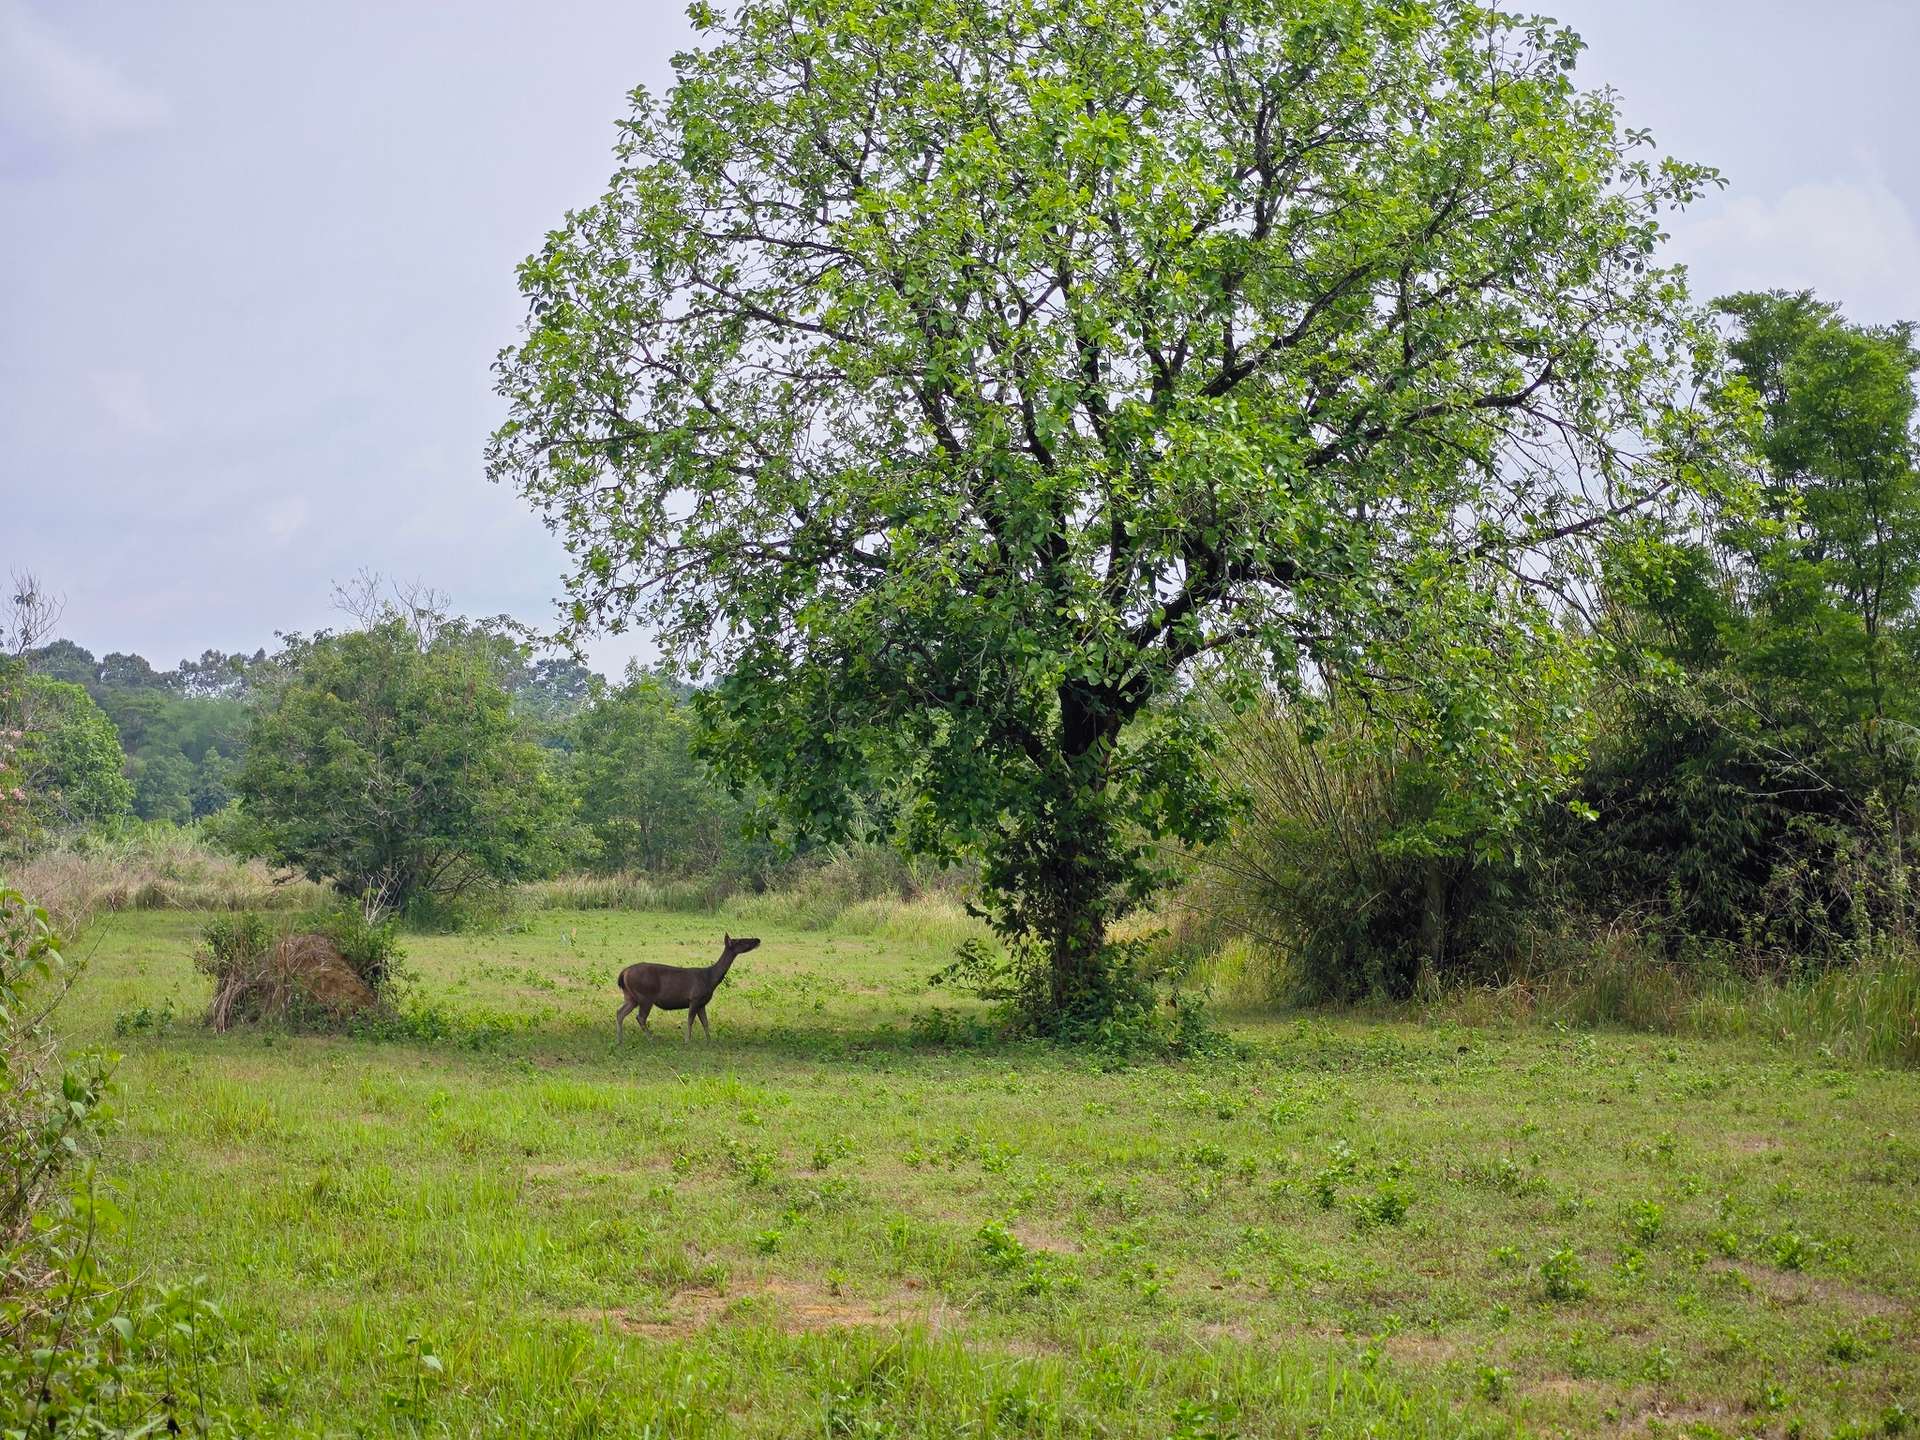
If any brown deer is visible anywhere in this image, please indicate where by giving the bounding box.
[616,934,761,1041]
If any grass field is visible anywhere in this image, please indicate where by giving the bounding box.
[57,908,1920,1438]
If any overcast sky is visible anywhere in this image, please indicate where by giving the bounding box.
[4,1,1916,677]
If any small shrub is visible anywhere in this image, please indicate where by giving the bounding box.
[197,910,275,980]
[1826,1329,1868,1363]
[306,900,404,993]
[977,1220,1028,1273]
[811,1134,856,1171]
[1540,1247,1591,1301]
[1643,1345,1677,1382]
[1768,1230,1814,1271]
[975,1221,1077,1300]
[907,1007,1004,1050]
[112,997,178,1037]
[1351,1179,1413,1231]
[932,935,1234,1061]
[1628,1199,1665,1245]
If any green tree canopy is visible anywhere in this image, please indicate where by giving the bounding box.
[1716,291,1920,780]
[5,676,133,830]
[132,752,196,826]
[490,0,1725,1024]
[237,619,571,909]
[1582,290,1920,950]
[569,671,745,873]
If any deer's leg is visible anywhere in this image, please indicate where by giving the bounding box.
[696,1007,711,1039]
[685,1008,695,1041]
[636,1001,652,1033]
[616,998,635,1042]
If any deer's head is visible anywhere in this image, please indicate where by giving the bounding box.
[712,934,761,977]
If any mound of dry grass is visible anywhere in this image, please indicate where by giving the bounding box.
[203,930,376,1032]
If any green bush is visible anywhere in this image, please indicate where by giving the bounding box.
[307,901,405,994]
[196,910,276,982]
[931,934,1231,1060]
[1183,689,1571,1003]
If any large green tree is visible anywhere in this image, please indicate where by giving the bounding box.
[4,677,133,831]
[237,620,570,909]
[490,0,1723,1024]
[1717,291,1920,801]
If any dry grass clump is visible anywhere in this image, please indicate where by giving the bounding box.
[197,916,377,1032]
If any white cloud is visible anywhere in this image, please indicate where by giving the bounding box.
[0,0,169,146]
[261,496,311,547]
[88,368,159,436]
[1670,176,1920,325]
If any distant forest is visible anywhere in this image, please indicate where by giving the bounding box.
[24,635,602,824]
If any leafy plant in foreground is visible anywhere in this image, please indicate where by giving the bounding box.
[2,888,243,1433]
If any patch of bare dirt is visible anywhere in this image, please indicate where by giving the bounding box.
[1712,1260,1905,1317]
[1632,1398,1733,1436]
[1010,1223,1079,1254]
[1384,1331,1460,1365]
[761,1278,954,1333]
[564,1278,952,1339]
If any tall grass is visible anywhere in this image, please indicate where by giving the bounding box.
[5,822,321,930]
[522,844,979,937]
[1425,923,1920,1068]
[519,871,740,913]
[1688,946,1920,1067]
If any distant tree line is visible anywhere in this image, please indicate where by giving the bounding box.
[23,640,261,823]
[0,577,796,912]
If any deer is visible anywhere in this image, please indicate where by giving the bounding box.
[616,934,761,1042]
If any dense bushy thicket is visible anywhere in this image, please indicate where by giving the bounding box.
[1565,291,1920,965]
[1188,290,1920,1006]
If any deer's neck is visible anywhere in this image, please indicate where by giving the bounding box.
[707,953,736,987]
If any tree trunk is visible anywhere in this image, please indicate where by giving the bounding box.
[1416,860,1448,994]
[1036,685,1128,1022]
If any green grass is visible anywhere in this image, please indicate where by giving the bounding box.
[58,908,1920,1437]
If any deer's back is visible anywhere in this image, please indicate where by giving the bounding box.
[619,961,705,1008]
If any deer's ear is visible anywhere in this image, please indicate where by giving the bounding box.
[724,933,731,945]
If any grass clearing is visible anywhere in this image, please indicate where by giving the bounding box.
[60,908,1920,1436]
